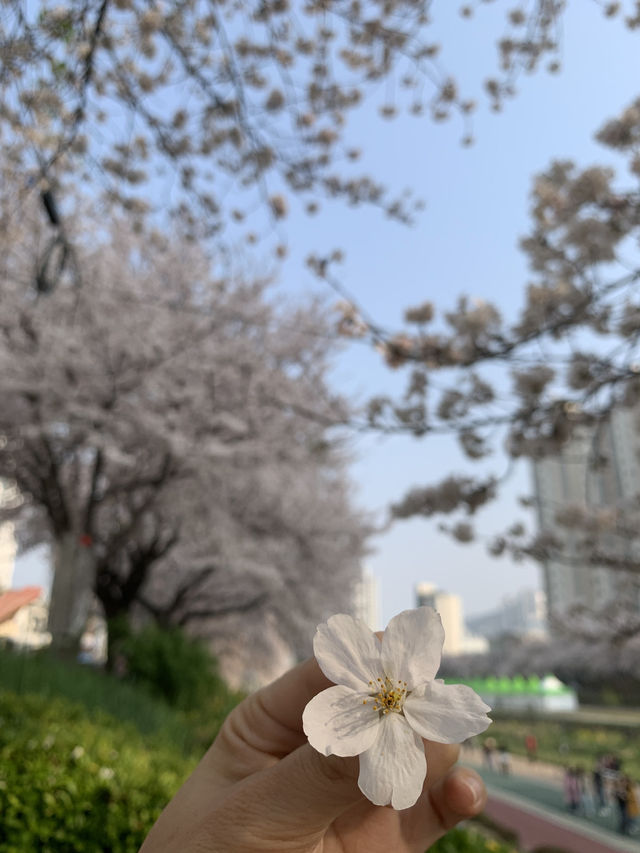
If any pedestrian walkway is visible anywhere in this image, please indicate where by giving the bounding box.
[462,746,640,847]
[485,786,640,853]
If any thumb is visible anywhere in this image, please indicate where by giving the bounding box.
[204,744,363,851]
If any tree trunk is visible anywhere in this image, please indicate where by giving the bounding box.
[47,532,96,657]
[101,614,130,674]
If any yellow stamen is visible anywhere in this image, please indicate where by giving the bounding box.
[367,675,408,716]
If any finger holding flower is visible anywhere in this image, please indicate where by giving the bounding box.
[303,607,492,809]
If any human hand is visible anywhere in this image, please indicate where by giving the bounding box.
[140,656,487,853]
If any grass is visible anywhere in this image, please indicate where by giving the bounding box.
[1,646,179,733]
[0,644,239,755]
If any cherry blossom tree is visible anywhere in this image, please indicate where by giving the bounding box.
[548,602,640,696]
[0,0,634,256]
[0,186,368,658]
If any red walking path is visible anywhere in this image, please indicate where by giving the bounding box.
[484,787,640,853]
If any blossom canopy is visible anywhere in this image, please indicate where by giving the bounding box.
[302,607,491,809]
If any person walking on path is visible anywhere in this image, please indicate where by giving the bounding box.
[625,776,639,835]
[564,767,581,814]
[497,745,511,776]
[525,733,538,762]
[603,754,622,809]
[592,757,608,815]
[574,766,593,815]
[614,773,632,835]
[483,737,496,771]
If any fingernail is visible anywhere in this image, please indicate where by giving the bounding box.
[460,774,485,808]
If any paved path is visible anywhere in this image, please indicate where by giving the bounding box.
[484,787,640,853]
[461,747,640,850]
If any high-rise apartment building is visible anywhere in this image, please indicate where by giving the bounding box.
[0,482,17,592]
[0,523,16,593]
[415,582,463,655]
[415,582,488,656]
[532,405,640,616]
[353,569,381,631]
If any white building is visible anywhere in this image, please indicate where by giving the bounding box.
[0,522,16,593]
[0,586,50,649]
[466,588,547,640]
[415,582,488,657]
[532,406,640,616]
[0,482,17,593]
[353,569,381,631]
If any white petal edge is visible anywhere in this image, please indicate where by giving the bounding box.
[313,614,385,691]
[381,607,444,688]
[403,681,492,744]
[303,684,381,757]
[358,712,427,810]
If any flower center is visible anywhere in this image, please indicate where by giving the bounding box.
[364,676,408,715]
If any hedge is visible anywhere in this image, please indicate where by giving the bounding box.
[0,691,195,852]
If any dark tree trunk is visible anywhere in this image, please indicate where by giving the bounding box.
[48,532,96,658]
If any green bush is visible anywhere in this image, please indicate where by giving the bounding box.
[120,623,221,711]
[429,826,518,852]
[0,646,240,852]
[0,691,196,853]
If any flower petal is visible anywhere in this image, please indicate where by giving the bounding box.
[381,607,444,688]
[314,614,385,691]
[358,712,427,809]
[303,685,382,757]
[403,681,492,744]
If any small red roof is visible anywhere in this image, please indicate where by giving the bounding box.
[0,586,42,624]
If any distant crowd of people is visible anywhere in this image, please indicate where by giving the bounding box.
[477,735,639,837]
[563,755,639,836]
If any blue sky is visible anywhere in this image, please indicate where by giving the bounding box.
[14,1,640,625]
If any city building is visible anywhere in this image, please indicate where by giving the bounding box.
[0,482,17,593]
[466,588,547,641]
[415,582,488,657]
[353,568,381,631]
[0,481,51,649]
[0,585,50,649]
[0,521,16,593]
[532,405,640,616]
[416,582,462,655]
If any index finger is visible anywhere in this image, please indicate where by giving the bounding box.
[218,627,386,765]
[218,657,333,767]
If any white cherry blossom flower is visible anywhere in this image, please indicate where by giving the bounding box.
[302,607,491,810]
